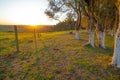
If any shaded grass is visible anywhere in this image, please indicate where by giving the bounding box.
[0,30,120,80]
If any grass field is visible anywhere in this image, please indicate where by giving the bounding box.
[0,30,120,80]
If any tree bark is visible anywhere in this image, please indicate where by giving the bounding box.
[110,29,114,37]
[74,11,81,40]
[111,28,120,68]
[97,31,106,48]
[111,0,120,68]
[111,7,120,68]
[88,30,95,47]
[75,29,80,40]
[87,15,95,47]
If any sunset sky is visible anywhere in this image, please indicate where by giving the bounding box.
[0,0,58,25]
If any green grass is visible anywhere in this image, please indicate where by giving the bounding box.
[0,30,120,80]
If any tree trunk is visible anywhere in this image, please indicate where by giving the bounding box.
[97,31,106,48]
[111,28,120,68]
[111,0,120,68]
[110,29,114,37]
[87,14,95,47]
[88,30,95,47]
[74,10,81,40]
[75,29,80,40]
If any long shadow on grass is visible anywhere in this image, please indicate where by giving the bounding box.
[84,45,114,56]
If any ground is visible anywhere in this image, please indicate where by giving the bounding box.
[0,30,120,80]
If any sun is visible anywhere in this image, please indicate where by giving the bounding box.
[0,0,59,25]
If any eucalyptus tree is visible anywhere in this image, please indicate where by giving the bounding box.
[103,2,118,37]
[65,12,75,30]
[82,0,118,48]
[111,0,120,68]
[82,0,96,47]
[45,0,83,40]
[110,6,119,36]
[93,0,106,48]
[45,0,65,22]
[68,0,82,39]
[92,0,117,48]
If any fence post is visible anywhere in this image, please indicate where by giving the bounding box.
[33,27,37,51]
[14,25,19,52]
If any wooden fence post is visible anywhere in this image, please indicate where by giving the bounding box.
[33,27,37,51]
[14,25,19,52]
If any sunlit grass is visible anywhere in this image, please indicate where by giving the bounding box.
[0,30,120,80]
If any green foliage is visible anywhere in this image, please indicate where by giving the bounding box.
[45,11,54,19]
[54,21,74,31]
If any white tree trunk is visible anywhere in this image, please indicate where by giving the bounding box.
[75,30,80,40]
[102,32,105,48]
[110,30,114,37]
[111,0,120,68]
[111,29,120,68]
[89,30,95,47]
[97,31,106,48]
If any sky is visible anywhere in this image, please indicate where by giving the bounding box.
[0,0,58,25]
